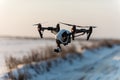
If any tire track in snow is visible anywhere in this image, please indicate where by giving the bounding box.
[81,49,120,72]
[76,48,120,80]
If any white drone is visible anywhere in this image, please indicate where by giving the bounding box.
[34,22,96,52]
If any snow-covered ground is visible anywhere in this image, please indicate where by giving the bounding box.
[0,37,82,75]
[0,38,56,75]
[0,37,120,80]
[19,45,120,80]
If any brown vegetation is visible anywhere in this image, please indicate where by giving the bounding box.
[81,39,120,50]
[5,39,120,80]
[5,44,82,80]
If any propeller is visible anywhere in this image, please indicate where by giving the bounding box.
[59,22,75,26]
[59,22,96,28]
[77,26,96,28]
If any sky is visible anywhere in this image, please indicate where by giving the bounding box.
[0,0,120,39]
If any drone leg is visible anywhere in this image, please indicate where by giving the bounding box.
[38,30,43,38]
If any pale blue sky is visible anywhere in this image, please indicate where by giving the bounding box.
[0,0,120,39]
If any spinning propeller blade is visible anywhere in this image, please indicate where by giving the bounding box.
[59,22,75,26]
[77,26,96,28]
[60,22,96,28]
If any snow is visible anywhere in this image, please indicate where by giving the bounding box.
[0,38,55,75]
[28,45,120,80]
[0,38,120,80]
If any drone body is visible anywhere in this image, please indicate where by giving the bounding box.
[55,29,71,46]
[34,22,96,53]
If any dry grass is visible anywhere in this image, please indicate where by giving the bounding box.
[81,39,120,50]
[5,44,79,70]
[5,56,21,70]
[5,39,120,80]
[5,44,81,80]
[5,40,120,70]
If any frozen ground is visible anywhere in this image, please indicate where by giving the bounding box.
[26,45,120,80]
[0,37,120,80]
[0,37,82,75]
[0,38,56,75]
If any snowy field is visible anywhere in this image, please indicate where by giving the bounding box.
[31,45,120,80]
[0,38,56,75]
[0,37,120,80]
[0,37,82,75]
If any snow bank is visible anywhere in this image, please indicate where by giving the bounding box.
[1,45,120,80]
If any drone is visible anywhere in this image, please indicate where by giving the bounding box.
[34,22,96,53]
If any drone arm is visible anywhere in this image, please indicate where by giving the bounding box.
[74,32,85,37]
[75,29,87,33]
[68,29,87,40]
[75,27,93,40]
[43,27,59,35]
[69,28,92,40]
